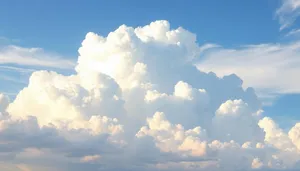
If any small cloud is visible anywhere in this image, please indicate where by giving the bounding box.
[0,65,36,73]
[285,28,300,37]
[80,155,101,163]
[0,45,75,69]
[199,43,220,54]
[251,158,264,169]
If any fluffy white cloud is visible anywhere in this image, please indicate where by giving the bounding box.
[289,123,300,150]
[212,99,265,143]
[259,117,296,151]
[0,20,299,171]
[136,111,208,157]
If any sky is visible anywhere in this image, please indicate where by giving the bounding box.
[0,0,300,171]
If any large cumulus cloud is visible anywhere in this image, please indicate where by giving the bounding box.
[0,20,299,171]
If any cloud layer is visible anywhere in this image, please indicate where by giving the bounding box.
[0,20,299,171]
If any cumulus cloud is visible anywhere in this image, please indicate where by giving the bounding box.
[212,99,265,143]
[289,123,300,150]
[0,20,299,171]
[136,111,208,157]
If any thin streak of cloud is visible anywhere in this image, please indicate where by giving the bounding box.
[199,43,220,54]
[0,45,75,69]
[197,41,300,98]
[285,28,300,37]
[0,66,36,73]
[276,0,300,30]
[0,74,27,85]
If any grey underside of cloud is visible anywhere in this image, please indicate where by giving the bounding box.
[0,20,299,171]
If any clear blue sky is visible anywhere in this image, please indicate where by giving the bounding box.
[0,0,300,128]
[0,0,288,56]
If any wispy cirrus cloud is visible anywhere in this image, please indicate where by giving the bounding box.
[286,28,300,37]
[0,65,36,73]
[0,45,75,69]
[0,73,27,85]
[197,41,300,98]
[276,0,300,30]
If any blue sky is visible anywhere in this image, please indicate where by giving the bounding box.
[1,1,300,170]
[0,0,289,55]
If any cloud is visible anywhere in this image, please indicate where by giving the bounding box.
[0,73,28,85]
[80,154,101,163]
[136,111,208,157]
[258,117,296,151]
[0,93,9,113]
[212,99,264,143]
[276,0,300,30]
[197,41,300,99]
[289,123,300,150]
[0,66,35,87]
[0,20,299,171]
[286,28,300,37]
[251,158,264,169]
[0,66,36,73]
[0,45,75,69]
